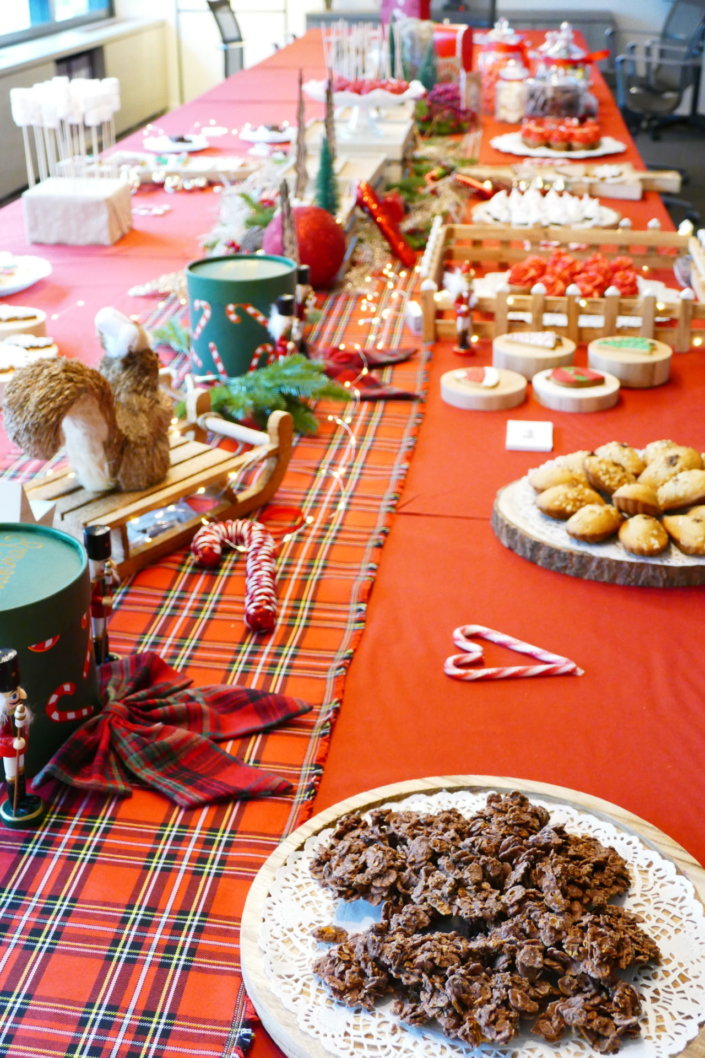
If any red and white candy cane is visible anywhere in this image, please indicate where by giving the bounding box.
[191,519,278,633]
[191,298,212,340]
[444,625,583,681]
[226,302,268,327]
[225,303,275,371]
[208,341,227,379]
[45,682,94,722]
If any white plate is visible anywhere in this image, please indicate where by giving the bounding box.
[0,256,52,297]
[490,131,628,160]
[142,134,209,154]
[239,123,292,144]
[241,776,705,1058]
[303,77,425,109]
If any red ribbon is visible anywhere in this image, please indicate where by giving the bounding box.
[355,183,417,268]
[541,49,610,67]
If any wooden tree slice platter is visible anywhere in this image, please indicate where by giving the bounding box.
[493,332,576,380]
[493,476,705,586]
[588,336,672,388]
[441,367,527,410]
[241,775,705,1058]
[532,368,621,412]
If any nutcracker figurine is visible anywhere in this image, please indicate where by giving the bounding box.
[273,294,297,360]
[84,525,120,666]
[293,264,312,356]
[453,264,477,355]
[0,648,46,828]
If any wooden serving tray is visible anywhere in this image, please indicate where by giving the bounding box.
[460,162,682,201]
[419,223,705,350]
[493,477,705,588]
[241,775,705,1058]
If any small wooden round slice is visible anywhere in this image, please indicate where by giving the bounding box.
[532,366,620,412]
[0,305,46,340]
[493,331,576,380]
[587,335,672,388]
[441,366,527,410]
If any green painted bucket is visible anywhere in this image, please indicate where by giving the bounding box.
[186,253,296,377]
[0,524,100,777]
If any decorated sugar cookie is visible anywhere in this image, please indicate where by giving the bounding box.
[588,335,672,388]
[0,305,46,340]
[0,334,58,391]
[493,330,576,380]
[441,367,527,410]
[532,366,620,412]
[550,366,605,388]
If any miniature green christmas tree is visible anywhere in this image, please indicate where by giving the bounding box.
[418,38,438,91]
[315,136,340,217]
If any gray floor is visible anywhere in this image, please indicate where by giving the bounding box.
[629,121,705,228]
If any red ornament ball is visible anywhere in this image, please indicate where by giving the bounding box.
[263,205,347,288]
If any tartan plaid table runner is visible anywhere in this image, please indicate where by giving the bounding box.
[0,267,428,1057]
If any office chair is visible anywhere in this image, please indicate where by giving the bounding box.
[609,0,705,138]
[430,0,497,30]
[207,0,245,77]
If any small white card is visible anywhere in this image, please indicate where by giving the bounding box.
[506,420,554,452]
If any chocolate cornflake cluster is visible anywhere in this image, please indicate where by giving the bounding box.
[310,791,660,1054]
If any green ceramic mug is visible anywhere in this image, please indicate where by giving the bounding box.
[186,253,296,377]
[0,523,100,777]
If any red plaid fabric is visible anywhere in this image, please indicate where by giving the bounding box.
[35,652,311,806]
[0,266,427,1057]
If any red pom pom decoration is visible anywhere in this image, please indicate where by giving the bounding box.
[263,205,347,288]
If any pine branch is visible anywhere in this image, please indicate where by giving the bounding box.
[151,319,191,355]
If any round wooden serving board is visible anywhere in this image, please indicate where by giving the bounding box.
[493,332,576,380]
[588,337,672,388]
[241,775,705,1058]
[441,367,527,410]
[532,368,621,412]
[493,477,705,586]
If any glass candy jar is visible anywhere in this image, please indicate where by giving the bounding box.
[495,59,528,123]
[479,18,526,115]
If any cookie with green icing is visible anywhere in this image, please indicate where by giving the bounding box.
[550,366,605,388]
[600,337,654,354]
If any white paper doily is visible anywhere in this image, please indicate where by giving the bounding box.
[490,133,628,160]
[253,788,705,1058]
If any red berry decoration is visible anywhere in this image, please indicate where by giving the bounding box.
[263,205,347,288]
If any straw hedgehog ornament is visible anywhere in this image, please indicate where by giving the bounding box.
[2,308,172,492]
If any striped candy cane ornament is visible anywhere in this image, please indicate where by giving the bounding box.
[225,302,275,371]
[444,625,583,681]
[191,299,212,340]
[191,519,278,633]
[208,341,228,379]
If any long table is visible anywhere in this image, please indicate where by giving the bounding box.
[1,29,704,1058]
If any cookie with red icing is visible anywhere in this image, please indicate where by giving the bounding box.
[550,366,605,388]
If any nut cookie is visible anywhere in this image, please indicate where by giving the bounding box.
[566,503,623,543]
[618,514,669,556]
[594,441,645,476]
[638,446,702,489]
[657,469,705,511]
[612,482,661,518]
[663,506,705,555]
[584,455,635,496]
[642,439,678,463]
[536,483,605,520]
[527,453,589,492]
[528,465,586,492]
